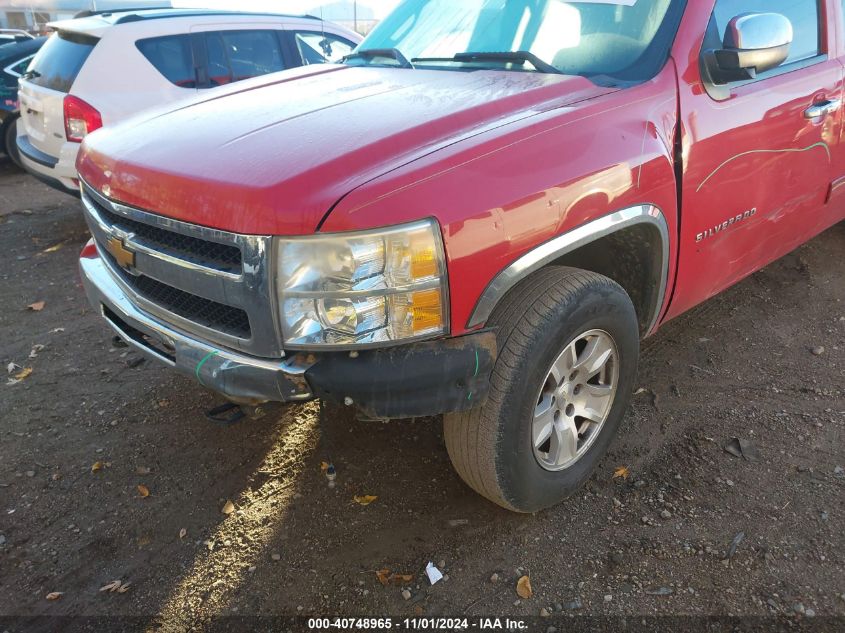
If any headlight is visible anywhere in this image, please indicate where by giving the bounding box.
[276,219,448,348]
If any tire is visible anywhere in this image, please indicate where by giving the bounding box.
[444,266,639,512]
[3,117,22,169]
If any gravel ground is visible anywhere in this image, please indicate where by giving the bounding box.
[1,156,844,631]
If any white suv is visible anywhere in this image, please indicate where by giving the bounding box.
[16,9,361,193]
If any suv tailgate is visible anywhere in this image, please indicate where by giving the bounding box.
[18,30,97,159]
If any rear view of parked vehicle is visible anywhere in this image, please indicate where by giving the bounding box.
[0,36,45,168]
[16,8,360,193]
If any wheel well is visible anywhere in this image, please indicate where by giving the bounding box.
[549,223,664,335]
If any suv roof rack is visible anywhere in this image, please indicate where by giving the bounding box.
[71,8,318,24]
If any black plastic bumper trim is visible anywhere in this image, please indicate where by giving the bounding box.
[17,134,59,168]
[305,330,497,419]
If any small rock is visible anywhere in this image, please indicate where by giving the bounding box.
[660,510,672,520]
[546,627,558,633]
[792,602,805,615]
[25,471,35,478]
[248,566,256,573]
[821,511,829,521]
[402,590,411,601]
[438,560,446,569]
[490,573,499,583]
[834,466,844,476]
[0,535,6,546]
[553,602,563,612]
[564,598,583,610]
[539,608,550,617]
[811,346,825,356]
[634,480,646,488]
[806,608,816,618]
[604,594,612,603]
[271,552,281,561]
[612,498,622,508]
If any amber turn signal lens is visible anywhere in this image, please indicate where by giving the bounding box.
[411,288,443,334]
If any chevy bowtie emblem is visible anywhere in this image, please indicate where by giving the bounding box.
[106,236,136,270]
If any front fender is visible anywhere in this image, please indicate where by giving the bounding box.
[321,64,680,337]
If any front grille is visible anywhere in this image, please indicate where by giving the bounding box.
[82,179,279,356]
[88,194,243,274]
[104,250,251,339]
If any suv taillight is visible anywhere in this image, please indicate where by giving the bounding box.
[63,95,102,142]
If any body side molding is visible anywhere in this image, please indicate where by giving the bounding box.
[466,205,670,334]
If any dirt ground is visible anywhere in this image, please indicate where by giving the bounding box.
[1,154,844,631]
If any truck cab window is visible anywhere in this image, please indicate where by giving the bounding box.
[712,0,821,64]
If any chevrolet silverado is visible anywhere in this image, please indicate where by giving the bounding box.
[76,0,845,511]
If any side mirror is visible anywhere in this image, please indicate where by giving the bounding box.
[704,12,793,85]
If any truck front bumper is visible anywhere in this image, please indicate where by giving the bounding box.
[80,251,496,418]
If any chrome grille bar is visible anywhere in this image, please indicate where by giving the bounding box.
[80,179,281,358]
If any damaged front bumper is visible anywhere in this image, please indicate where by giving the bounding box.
[80,250,496,418]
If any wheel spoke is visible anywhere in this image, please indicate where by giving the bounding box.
[574,403,604,424]
[532,399,555,448]
[548,417,579,466]
[575,334,614,377]
[549,343,577,385]
[584,382,614,399]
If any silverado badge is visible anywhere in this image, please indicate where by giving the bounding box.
[696,208,757,243]
[106,236,136,270]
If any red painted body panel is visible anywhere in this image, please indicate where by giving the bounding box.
[324,65,679,334]
[77,66,614,235]
[77,0,845,342]
[666,0,845,319]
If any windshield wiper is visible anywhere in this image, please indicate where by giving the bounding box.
[412,50,562,74]
[342,48,414,69]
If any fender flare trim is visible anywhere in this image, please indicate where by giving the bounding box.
[466,205,670,334]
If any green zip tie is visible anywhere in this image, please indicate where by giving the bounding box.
[195,350,220,386]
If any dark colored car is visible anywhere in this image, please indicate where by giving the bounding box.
[0,36,46,167]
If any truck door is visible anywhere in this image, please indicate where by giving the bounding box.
[667,0,842,319]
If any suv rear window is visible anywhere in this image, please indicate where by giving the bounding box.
[204,30,286,85]
[25,30,97,93]
[136,35,196,88]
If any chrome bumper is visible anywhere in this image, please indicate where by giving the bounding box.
[80,251,314,405]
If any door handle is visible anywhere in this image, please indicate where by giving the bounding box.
[804,98,842,119]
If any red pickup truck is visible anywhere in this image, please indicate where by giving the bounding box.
[76,0,845,512]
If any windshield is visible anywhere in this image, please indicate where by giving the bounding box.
[354,0,683,81]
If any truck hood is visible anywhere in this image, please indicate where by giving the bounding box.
[78,65,614,235]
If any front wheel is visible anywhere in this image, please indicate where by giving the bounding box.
[444,267,640,512]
